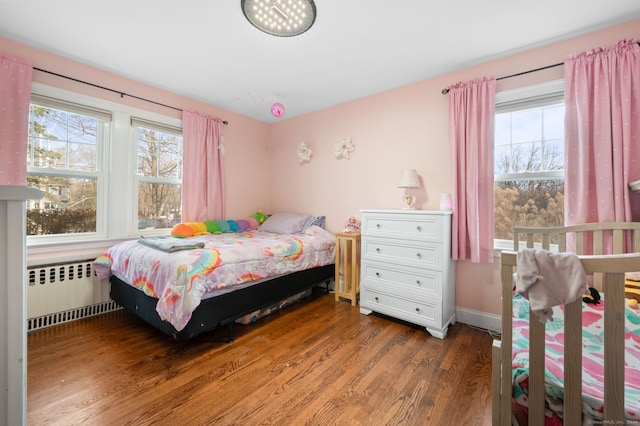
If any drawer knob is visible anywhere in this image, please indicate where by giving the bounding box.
[416,225,422,231]
[376,223,381,228]
[376,247,381,253]
[375,272,381,278]
[416,280,421,286]
[416,252,422,258]
[415,307,420,312]
[375,297,379,302]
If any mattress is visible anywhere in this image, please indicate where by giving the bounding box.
[511,293,640,424]
[94,225,335,331]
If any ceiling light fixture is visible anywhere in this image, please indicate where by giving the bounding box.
[241,0,317,37]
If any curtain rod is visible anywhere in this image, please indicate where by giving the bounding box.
[33,67,229,125]
[441,41,640,95]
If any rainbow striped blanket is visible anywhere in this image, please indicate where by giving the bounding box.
[94,226,335,331]
[511,293,640,424]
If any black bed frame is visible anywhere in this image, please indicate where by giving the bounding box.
[109,264,334,341]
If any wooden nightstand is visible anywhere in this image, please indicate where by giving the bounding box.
[334,232,361,306]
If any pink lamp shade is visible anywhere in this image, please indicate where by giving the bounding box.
[271,102,285,118]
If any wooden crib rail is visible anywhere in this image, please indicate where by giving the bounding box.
[513,222,640,292]
[496,251,640,426]
[513,222,640,254]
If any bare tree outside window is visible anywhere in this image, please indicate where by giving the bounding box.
[136,126,183,230]
[494,103,564,242]
[26,104,101,235]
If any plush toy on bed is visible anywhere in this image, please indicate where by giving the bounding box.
[582,283,640,308]
[170,213,262,238]
[170,222,209,238]
[583,287,601,305]
[626,273,640,308]
[253,209,269,224]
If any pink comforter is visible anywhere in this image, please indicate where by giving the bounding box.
[94,226,335,331]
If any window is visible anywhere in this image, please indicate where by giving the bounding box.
[26,95,109,236]
[133,118,183,231]
[494,80,565,242]
[25,84,184,246]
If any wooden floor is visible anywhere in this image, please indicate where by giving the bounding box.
[27,290,493,425]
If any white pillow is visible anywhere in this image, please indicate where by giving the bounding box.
[258,213,314,234]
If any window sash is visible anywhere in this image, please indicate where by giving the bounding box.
[495,170,563,182]
[31,94,112,121]
[131,117,182,136]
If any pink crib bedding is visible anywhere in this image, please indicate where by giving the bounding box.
[94,225,335,332]
[511,293,640,424]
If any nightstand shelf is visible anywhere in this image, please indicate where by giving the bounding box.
[334,232,361,306]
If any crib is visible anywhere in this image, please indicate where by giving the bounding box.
[492,222,640,425]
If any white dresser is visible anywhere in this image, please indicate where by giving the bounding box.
[359,209,455,339]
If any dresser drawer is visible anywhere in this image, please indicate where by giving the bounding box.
[361,260,442,298]
[361,236,442,269]
[361,212,444,242]
[360,287,441,327]
[359,210,454,339]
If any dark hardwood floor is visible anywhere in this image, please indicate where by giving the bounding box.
[27,289,493,425]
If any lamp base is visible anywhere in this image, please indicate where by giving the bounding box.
[402,194,416,210]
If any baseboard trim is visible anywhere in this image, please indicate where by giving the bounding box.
[455,307,501,333]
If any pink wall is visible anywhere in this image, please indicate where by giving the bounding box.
[266,19,640,316]
[0,36,270,219]
[2,19,638,317]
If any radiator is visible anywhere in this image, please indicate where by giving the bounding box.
[27,259,120,331]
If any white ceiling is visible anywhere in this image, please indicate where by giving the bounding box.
[1,1,639,123]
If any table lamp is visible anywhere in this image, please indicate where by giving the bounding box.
[398,169,421,209]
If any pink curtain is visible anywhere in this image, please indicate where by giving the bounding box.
[564,39,640,228]
[448,77,496,263]
[0,53,33,185]
[182,110,225,222]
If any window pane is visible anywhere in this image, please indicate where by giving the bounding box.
[137,182,181,230]
[494,97,565,242]
[28,104,98,172]
[137,128,183,179]
[494,114,511,146]
[543,104,564,139]
[511,109,541,143]
[542,139,564,170]
[494,179,564,241]
[26,176,97,235]
[512,143,541,172]
[494,145,511,174]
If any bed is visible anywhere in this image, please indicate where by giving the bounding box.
[492,222,640,425]
[94,215,336,341]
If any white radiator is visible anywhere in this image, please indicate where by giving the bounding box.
[27,259,120,331]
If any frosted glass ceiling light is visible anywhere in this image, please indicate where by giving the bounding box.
[242,0,317,37]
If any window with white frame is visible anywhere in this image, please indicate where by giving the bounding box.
[26,84,184,245]
[133,118,183,231]
[494,80,565,243]
[26,95,109,236]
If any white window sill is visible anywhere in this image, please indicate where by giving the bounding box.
[26,229,170,266]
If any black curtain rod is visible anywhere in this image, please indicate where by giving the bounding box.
[33,67,229,125]
[441,41,640,95]
[441,62,563,95]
